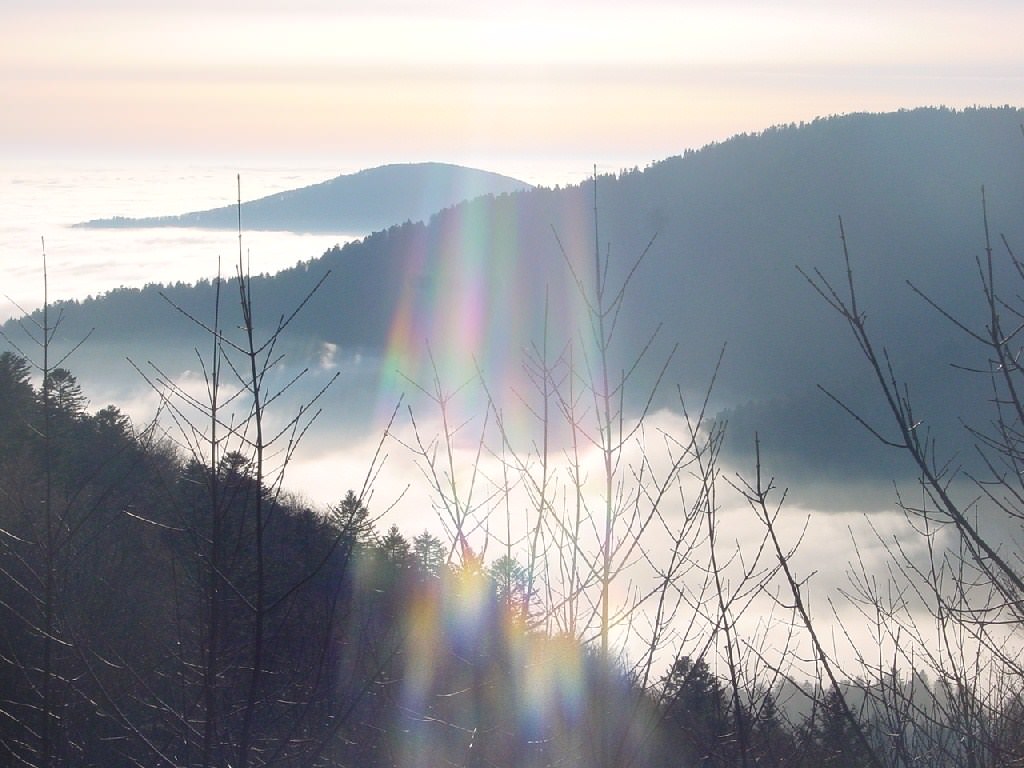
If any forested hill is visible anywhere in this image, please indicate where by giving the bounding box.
[14,106,1024,494]
[74,162,533,233]
[0,348,915,767]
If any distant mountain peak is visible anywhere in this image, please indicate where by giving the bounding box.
[74,162,533,235]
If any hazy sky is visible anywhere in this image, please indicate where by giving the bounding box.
[3,0,1022,184]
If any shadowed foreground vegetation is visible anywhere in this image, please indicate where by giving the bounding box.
[0,352,830,767]
[10,351,1010,768]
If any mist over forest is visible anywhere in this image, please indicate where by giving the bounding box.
[3,106,1024,768]
[21,106,1024,504]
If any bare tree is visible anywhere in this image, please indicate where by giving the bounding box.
[752,188,1024,768]
[396,170,790,768]
[123,178,369,768]
[0,241,100,767]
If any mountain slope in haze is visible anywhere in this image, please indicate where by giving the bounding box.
[22,106,1024,506]
[74,162,533,233]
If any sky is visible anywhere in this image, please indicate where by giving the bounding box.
[2,0,1023,186]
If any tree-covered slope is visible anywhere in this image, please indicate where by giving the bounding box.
[0,352,685,767]
[13,106,1024,495]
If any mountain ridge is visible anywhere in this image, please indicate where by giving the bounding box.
[16,106,1024,504]
[73,161,533,234]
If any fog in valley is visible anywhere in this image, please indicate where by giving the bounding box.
[3,107,1024,767]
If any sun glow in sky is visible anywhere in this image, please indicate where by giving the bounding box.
[3,0,1022,184]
